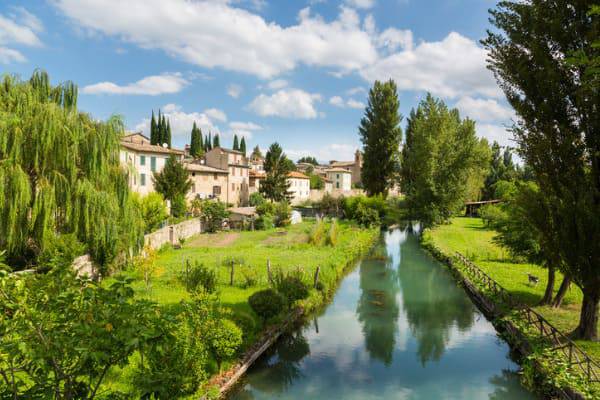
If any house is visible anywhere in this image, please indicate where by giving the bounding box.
[185,162,229,202]
[326,168,352,191]
[249,170,265,194]
[329,150,362,186]
[120,132,185,196]
[287,171,310,204]
[249,154,265,172]
[205,146,250,206]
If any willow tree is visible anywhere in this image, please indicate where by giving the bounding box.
[0,70,143,270]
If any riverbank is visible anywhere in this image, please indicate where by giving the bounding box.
[103,220,379,397]
[423,217,599,398]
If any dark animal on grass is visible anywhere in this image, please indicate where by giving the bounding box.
[527,273,539,286]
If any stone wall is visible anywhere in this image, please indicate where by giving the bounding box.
[144,217,203,249]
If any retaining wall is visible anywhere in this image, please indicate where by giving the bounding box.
[144,217,203,249]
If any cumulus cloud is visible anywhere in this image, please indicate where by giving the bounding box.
[248,89,322,119]
[228,121,263,139]
[82,73,188,95]
[0,7,43,63]
[286,143,357,164]
[204,108,227,122]
[454,96,514,123]
[344,0,375,9]
[134,104,223,138]
[329,95,365,109]
[346,98,365,109]
[476,123,514,148]
[54,0,377,78]
[376,28,412,52]
[346,86,367,96]
[360,32,501,99]
[267,79,288,90]
[329,95,345,107]
[227,83,243,98]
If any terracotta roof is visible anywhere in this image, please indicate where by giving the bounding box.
[211,146,245,155]
[326,168,352,173]
[184,163,228,174]
[288,171,309,179]
[330,161,355,167]
[120,141,185,155]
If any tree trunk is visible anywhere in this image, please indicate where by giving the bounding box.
[552,276,571,308]
[539,265,555,305]
[572,288,599,341]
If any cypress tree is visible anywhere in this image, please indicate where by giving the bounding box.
[240,136,247,156]
[207,133,212,151]
[166,119,172,148]
[160,115,167,146]
[150,110,157,145]
[213,134,220,148]
[190,123,199,157]
[233,134,239,151]
[198,128,203,154]
[0,70,143,269]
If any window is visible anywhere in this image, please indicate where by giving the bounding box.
[141,173,146,186]
[214,173,218,180]
[192,172,196,177]
[337,174,340,179]
[213,186,221,195]
[150,156,157,172]
[140,155,146,166]
[336,182,339,189]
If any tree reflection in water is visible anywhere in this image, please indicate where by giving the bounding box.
[489,370,533,400]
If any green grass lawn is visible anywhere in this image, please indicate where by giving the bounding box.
[424,217,599,361]
[103,220,379,395]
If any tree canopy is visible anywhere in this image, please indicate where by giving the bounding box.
[260,143,292,202]
[359,80,403,196]
[153,155,192,212]
[0,70,143,268]
[239,136,247,155]
[297,156,318,165]
[190,122,203,158]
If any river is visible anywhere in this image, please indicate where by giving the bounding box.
[229,227,536,399]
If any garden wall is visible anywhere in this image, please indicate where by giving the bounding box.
[144,217,204,249]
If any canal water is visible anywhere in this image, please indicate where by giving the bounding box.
[230,228,536,399]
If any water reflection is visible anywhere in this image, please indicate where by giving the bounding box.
[229,228,535,400]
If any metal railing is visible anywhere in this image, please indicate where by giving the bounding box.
[454,252,600,383]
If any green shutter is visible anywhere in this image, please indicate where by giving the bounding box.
[151,156,156,172]
[140,155,146,166]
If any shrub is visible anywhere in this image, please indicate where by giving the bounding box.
[316,193,343,216]
[255,213,274,230]
[200,200,229,233]
[274,275,310,308]
[479,204,507,228]
[171,193,188,218]
[230,311,256,342]
[249,192,267,207]
[308,218,327,246]
[189,198,202,217]
[325,220,339,246]
[256,201,276,216]
[240,265,259,288]
[139,192,168,233]
[179,260,217,293]
[343,195,386,221]
[354,203,380,227]
[248,289,286,321]
[208,319,243,371]
[37,233,85,271]
[274,201,291,227]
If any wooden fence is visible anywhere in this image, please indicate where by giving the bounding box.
[454,252,600,383]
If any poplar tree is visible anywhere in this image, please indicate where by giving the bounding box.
[359,80,403,196]
[233,134,239,151]
[483,0,600,340]
[240,137,247,155]
[0,70,143,269]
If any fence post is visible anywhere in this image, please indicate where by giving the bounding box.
[267,259,272,285]
[230,260,235,286]
[314,266,320,289]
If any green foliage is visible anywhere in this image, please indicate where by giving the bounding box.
[273,270,310,308]
[400,94,491,227]
[309,173,324,190]
[260,143,293,202]
[179,260,218,293]
[308,218,328,246]
[213,134,220,148]
[256,201,276,216]
[353,203,380,227]
[190,122,204,158]
[297,156,318,165]
[153,155,192,211]
[326,220,339,246]
[0,267,161,399]
[483,142,518,199]
[248,289,286,321]
[138,192,168,233]
[492,180,517,201]
[250,145,262,159]
[0,71,143,269]
[239,136,247,155]
[315,193,344,216]
[240,265,259,288]
[479,204,507,228]
[199,200,228,233]
[274,201,291,227]
[249,192,267,207]
[359,79,403,196]
[207,319,243,370]
[171,193,188,218]
[343,195,385,220]
[255,213,274,230]
[233,134,239,151]
[37,233,85,271]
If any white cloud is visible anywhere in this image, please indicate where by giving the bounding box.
[329,95,365,109]
[286,143,357,164]
[0,7,43,63]
[344,0,375,9]
[346,98,365,109]
[360,32,501,99]
[329,95,345,107]
[54,0,378,79]
[134,104,222,139]
[454,96,514,123]
[376,28,412,51]
[267,79,288,90]
[228,121,263,139]
[82,73,188,95]
[346,86,366,96]
[477,123,513,147]
[204,108,227,122]
[227,83,243,98]
[248,89,322,119]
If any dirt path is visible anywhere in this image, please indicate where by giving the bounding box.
[185,231,240,248]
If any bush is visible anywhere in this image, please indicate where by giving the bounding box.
[309,174,324,190]
[230,311,256,342]
[274,201,291,227]
[274,275,310,308]
[354,202,380,227]
[316,193,343,216]
[249,192,267,207]
[255,213,274,230]
[248,289,286,321]
[171,193,188,218]
[326,220,339,246]
[343,195,386,221]
[200,200,229,233]
[139,192,168,233]
[240,265,259,288]
[308,218,327,245]
[178,260,217,293]
[37,233,85,271]
[208,319,243,371]
[256,201,276,216]
[479,204,507,228]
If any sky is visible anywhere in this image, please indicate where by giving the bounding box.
[0,0,515,163]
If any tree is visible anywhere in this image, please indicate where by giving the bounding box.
[260,143,292,202]
[251,145,263,159]
[165,119,172,149]
[199,200,229,232]
[213,134,220,148]
[139,192,168,233]
[309,174,324,190]
[153,155,192,215]
[239,136,247,155]
[483,0,600,340]
[400,94,490,226]
[233,134,239,151]
[359,80,403,196]
[207,133,213,151]
[190,123,203,158]
[297,156,318,165]
[0,71,143,268]
[150,110,158,145]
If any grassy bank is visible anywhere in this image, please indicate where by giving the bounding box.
[104,220,379,396]
[424,217,598,359]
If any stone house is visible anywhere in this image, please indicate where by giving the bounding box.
[287,171,310,204]
[326,168,352,191]
[329,150,362,186]
[184,162,229,202]
[205,146,250,206]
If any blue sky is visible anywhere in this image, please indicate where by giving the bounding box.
[0,0,514,162]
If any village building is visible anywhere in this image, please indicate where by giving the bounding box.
[329,150,363,186]
[249,170,265,195]
[205,146,250,206]
[287,171,310,204]
[249,154,265,172]
[184,162,229,202]
[326,168,352,191]
[119,132,185,196]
